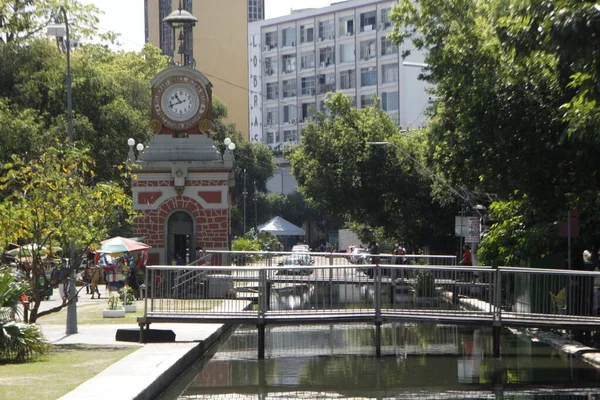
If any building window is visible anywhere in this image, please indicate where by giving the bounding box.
[266,82,278,100]
[318,19,334,41]
[283,129,297,143]
[360,66,377,87]
[301,76,316,95]
[264,31,277,50]
[340,69,355,90]
[359,40,376,60]
[360,11,376,32]
[248,0,265,22]
[300,51,315,69]
[339,16,354,36]
[264,107,278,126]
[300,25,314,43]
[382,63,398,84]
[301,102,315,122]
[380,8,392,29]
[282,79,297,98]
[281,54,296,73]
[360,93,376,108]
[318,72,335,94]
[381,36,398,56]
[282,27,296,47]
[319,46,335,67]
[283,105,297,124]
[264,57,277,76]
[382,91,399,111]
[266,131,275,144]
[339,43,355,63]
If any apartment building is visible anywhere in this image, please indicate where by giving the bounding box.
[146,0,262,138]
[248,0,429,153]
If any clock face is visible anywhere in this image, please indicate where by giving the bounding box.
[152,75,210,131]
[162,85,200,122]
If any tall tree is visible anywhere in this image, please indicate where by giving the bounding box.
[389,0,600,265]
[0,39,169,184]
[289,92,457,252]
[0,0,101,44]
[0,144,133,322]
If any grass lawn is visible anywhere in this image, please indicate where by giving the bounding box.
[0,344,139,400]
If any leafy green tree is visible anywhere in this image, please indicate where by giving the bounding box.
[0,268,49,362]
[389,0,600,265]
[0,39,169,185]
[0,0,102,44]
[289,92,457,252]
[0,143,133,322]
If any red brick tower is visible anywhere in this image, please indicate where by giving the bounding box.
[132,66,234,265]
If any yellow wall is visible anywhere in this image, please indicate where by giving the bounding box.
[147,1,249,138]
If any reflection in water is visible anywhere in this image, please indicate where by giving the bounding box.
[162,323,600,399]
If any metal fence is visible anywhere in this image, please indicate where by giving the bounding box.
[140,251,600,331]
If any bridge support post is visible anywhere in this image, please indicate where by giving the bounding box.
[493,324,501,358]
[258,323,266,359]
[375,321,382,357]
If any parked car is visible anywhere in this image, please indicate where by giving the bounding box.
[347,247,369,264]
[277,254,313,275]
[291,244,310,253]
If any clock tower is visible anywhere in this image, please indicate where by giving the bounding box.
[131,66,234,265]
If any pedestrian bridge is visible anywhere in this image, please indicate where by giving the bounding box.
[138,251,600,356]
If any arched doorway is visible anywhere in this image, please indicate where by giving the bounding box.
[166,211,196,265]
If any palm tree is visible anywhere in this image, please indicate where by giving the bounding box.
[0,268,49,362]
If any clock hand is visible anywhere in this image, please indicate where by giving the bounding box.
[169,99,184,108]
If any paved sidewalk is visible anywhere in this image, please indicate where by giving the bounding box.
[35,292,229,400]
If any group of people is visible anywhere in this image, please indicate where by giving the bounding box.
[79,252,143,300]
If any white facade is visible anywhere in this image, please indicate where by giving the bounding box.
[248,0,430,152]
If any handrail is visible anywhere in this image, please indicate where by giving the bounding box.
[141,260,600,331]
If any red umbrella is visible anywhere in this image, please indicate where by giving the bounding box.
[98,236,150,254]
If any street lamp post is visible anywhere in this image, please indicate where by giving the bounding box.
[47,6,75,334]
[127,138,145,165]
[47,6,73,142]
[243,168,247,234]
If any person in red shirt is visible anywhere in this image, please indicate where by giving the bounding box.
[460,245,472,266]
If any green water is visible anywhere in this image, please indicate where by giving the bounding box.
[161,323,600,399]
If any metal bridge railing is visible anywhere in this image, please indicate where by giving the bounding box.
[140,251,600,330]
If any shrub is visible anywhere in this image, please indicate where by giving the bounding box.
[0,269,49,363]
[107,293,121,310]
[121,286,135,305]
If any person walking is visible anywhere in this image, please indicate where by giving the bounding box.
[459,245,472,266]
[89,266,102,299]
[458,244,473,282]
[367,240,380,279]
[83,265,92,294]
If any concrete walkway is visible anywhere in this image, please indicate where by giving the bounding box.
[36,293,230,400]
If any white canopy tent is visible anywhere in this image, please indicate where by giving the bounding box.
[257,216,305,236]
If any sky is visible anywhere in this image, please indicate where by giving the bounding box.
[80,0,332,52]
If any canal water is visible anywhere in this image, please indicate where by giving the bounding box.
[160,323,600,399]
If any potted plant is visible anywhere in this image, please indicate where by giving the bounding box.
[103,293,126,318]
[121,286,137,313]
